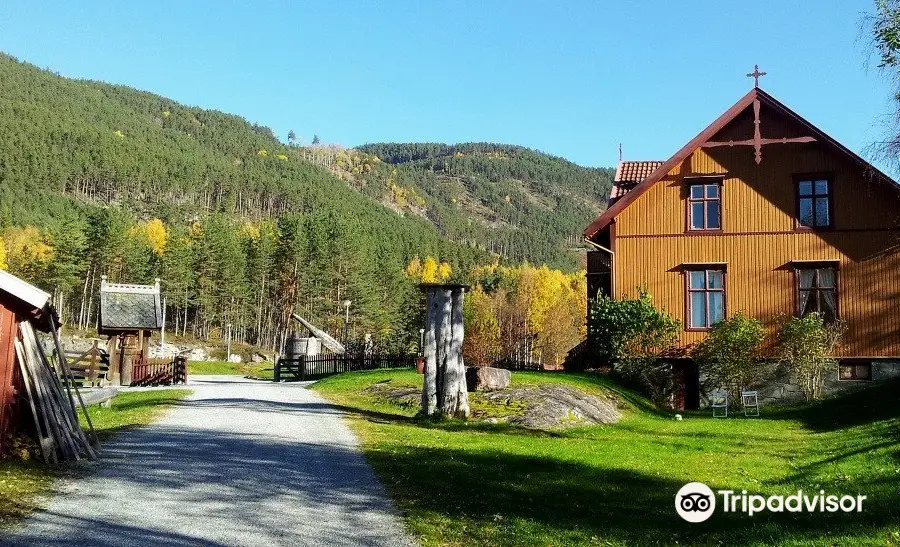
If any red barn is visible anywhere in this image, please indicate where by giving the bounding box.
[0,270,54,454]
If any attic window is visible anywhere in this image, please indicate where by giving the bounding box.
[796,176,832,229]
[687,181,722,231]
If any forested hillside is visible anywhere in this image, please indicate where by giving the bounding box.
[0,53,487,350]
[353,143,613,270]
[0,52,606,356]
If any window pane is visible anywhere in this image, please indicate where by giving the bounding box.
[799,290,813,315]
[799,198,814,226]
[799,269,814,289]
[818,268,835,288]
[690,185,704,199]
[705,184,719,198]
[821,289,837,323]
[691,202,705,229]
[691,292,707,328]
[839,364,853,380]
[814,180,829,195]
[815,198,830,226]
[708,292,725,324]
[689,271,705,289]
[706,202,721,229]
[798,181,813,196]
[855,364,870,380]
[707,270,724,288]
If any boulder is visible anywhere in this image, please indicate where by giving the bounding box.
[150,342,180,359]
[465,366,511,392]
[187,348,208,362]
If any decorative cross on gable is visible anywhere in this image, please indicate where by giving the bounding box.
[700,66,816,164]
[747,64,766,88]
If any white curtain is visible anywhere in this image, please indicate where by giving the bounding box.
[818,269,837,316]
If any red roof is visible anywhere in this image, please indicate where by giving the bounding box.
[584,87,899,239]
[610,161,663,205]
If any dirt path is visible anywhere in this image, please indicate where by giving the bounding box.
[3,376,415,546]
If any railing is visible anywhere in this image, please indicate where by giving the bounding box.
[275,353,417,382]
[490,358,545,371]
[64,341,110,387]
[131,356,188,387]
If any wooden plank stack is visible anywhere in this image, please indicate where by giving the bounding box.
[14,319,99,463]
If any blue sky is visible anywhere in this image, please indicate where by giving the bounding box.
[0,1,892,169]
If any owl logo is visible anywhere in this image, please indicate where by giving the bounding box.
[675,482,716,523]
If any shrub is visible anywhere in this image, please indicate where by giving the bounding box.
[588,290,681,405]
[777,313,845,401]
[588,290,680,364]
[692,312,768,406]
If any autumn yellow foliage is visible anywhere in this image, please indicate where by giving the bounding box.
[141,218,168,256]
[467,263,586,367]
[1,226,54,280]
[405,256,452,283]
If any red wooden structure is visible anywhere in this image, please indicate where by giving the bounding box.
[0,271,54,455]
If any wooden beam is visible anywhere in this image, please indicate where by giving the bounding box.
[701,136,816,148]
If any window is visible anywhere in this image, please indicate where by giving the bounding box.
[797,267,838,323]
[797,178,832,228]
[688,182,721,230]
[687,269,725,329]
[839,361,871,381]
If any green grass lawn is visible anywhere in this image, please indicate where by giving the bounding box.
[186,360,274,379]
[314,370,900,546]
[0,389,191,527]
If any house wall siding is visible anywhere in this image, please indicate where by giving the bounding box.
[0,303,20,454]
[612,117,900,357]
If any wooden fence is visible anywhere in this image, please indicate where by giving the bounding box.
[131,355,188,387]
[64,341,110,388]
[275,353,418,382]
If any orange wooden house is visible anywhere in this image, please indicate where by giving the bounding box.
[584,84,900,407]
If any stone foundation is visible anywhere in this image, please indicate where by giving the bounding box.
[696,359,900,407]
[754,359,900,405]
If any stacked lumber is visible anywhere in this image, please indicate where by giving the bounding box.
[14,318,99,463]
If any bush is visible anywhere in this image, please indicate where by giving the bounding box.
[692,312,769,406]
[588,290,681,405]
[588,290,680,364]
[777,313,845,401]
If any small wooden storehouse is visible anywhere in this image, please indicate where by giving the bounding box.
[98,276,163,386]
[0,270,54,454]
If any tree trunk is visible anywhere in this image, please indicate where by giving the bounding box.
[421,289,442,415]
[442,289,469,418]
[420,286,469,418]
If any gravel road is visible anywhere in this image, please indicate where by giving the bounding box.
[3,376,415,546]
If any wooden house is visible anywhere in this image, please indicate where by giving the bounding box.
[584,84,900,407]
[98,276,163,386]
[0,270,54,454]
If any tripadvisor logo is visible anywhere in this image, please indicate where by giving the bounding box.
[675,482,867,523]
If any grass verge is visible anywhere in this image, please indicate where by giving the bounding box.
[186,360,274,379]
[0,388,191,527]
[314,369,900,546]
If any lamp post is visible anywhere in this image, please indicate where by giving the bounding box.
[419,328,425,356]
[343,300,352,343]
[226,323,232,362]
